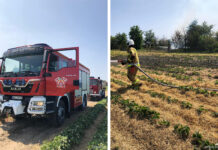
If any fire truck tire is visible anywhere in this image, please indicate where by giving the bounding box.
[79,95,87,111]
[51,100,66,127]
[102,90,105,98]
[14,115,25,121]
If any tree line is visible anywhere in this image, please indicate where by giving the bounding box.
[111,20,218,53]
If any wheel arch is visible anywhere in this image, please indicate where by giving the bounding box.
[57,94,70,113]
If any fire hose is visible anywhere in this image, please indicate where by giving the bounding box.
[111,60,218,92]
[134,64,218,91]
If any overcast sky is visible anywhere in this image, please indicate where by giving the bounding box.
[111,0,218,39]
[0,0,107,80]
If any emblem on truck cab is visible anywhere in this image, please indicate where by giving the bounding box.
[55,77,67,88]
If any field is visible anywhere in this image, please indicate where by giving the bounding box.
[0,98,107,150]
[111,50,218,150]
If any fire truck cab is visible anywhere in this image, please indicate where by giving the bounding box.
[90,76,106,100]
[0,43,90,126]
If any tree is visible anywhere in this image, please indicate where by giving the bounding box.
[129,26,143,49]
[186,20,213,51]
[144,30,157,48]
[158,38,169,46]
[111,33,128,50]
[215,32,218,41]
[111,36,118,49]
[172,30,186,49]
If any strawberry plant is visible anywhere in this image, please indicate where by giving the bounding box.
[196,105,207,115]
[192,131,216,149]
[174,124,190,140]
[167,96,178,104]
[192,131,202,146]
[210,91,216,96]
[211,112,218,118]
[181,101,192,109]
[158,120,170,127]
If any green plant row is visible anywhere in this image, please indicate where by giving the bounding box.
[87,114,107,150]
[178,86,217,97]
[111,93,160,120]
[112,68,217,97]
[174,124,216,149]
[111,78,217,117]
[41,99,107,150]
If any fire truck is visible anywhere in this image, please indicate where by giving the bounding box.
[90,76,106,100]
[0,43,90,126]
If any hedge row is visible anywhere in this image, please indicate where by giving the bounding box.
[41,99,107,150]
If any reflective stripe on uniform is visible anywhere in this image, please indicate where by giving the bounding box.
[127,63,140,68]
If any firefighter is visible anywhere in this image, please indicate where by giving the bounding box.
[121,39,142,87]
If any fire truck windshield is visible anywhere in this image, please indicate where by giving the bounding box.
[1,54,43,77]
[90,79,98,86]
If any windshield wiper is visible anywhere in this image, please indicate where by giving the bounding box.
[1,72,16,77]
[20,71,38,76]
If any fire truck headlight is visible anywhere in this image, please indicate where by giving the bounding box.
[32,101,45,106]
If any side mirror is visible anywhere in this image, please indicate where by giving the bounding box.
[73,80,79,86]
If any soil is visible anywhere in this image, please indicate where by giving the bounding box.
[0,100,99,150]
[111,65,218,150]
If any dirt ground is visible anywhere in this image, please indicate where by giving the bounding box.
[0,100,99,150]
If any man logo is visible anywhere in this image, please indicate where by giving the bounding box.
[55,77,67,88]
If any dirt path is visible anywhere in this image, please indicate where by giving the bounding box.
[0,100,99,150]
[75,110,106,150]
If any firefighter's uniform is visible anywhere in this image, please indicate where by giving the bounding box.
[127,47,140,86]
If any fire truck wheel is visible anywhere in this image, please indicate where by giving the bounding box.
[14,115,25,121]
[52,100,66,127]
[102,90,105,98]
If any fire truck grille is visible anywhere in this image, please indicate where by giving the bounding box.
[3,84,33,93]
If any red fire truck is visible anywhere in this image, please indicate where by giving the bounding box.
[90,76,106,100]
[0,43,90,126]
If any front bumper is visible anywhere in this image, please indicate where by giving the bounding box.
[0,100,25,115]
[0,95,46,116]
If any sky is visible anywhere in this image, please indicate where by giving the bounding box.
[111,0,218,39]
[0,0,107,80]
